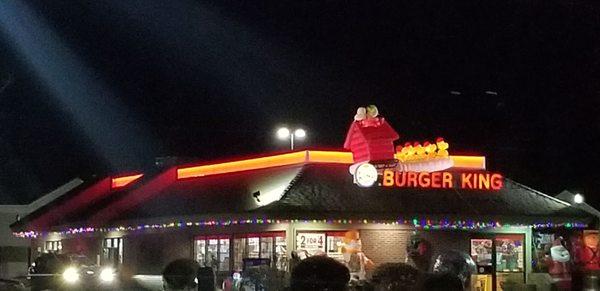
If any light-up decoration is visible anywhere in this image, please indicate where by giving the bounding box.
[178,152,307,179]
[111,174,144,189]
[382,170,504,190]
[344,106,468,182]
[176,151,355,179]
[176,150,483,180]
[549,237,571,277]
[341,230,373,280]
[578,231,600,271]
[344,105,399,163]
[394,138,454,172]
[13,217,587,239]
[449,156,486,170]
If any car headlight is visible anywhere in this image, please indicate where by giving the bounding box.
[63,267,80,283]
[99,267,115,283]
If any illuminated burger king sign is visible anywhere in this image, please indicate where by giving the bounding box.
[343,105,504,191]
[381,170,504,190]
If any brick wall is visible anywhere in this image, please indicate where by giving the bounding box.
[360,229,411,265]
[359,230,472,271]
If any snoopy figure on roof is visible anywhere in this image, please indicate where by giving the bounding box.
[354,105,383,127]
[344,104,455,187]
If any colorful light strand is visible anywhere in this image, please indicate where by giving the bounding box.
[12,217,588,239]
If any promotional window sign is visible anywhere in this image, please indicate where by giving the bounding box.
[296,232,326,256]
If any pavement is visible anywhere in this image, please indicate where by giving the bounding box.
[0,275,165,291]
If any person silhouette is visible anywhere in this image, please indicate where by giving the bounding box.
[162,259,200,291]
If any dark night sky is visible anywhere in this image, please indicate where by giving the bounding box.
[0,1,599,206]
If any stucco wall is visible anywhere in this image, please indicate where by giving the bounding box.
[124,232,192,275]
[0,207,30,278]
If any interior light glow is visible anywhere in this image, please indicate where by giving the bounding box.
[111,174,144,189]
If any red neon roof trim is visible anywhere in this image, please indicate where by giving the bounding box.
[111,174,144,189]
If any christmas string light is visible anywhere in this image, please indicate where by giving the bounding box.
[13,217,588,239]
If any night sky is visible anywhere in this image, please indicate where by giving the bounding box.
[0,1,599,206]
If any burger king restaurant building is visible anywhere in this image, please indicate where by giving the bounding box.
[11,109,599,290]
[10,149,597,290]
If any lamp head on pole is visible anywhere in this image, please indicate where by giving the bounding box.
[573,193,584,204]
[294,128,306,139]
[276,127,290,140]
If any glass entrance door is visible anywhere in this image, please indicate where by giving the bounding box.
[470,234,526,291]
[495,234,525,291]
[471,238,493,291]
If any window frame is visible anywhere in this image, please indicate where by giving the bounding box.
[194,235,232,272]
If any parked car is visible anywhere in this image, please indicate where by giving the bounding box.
[29,253,118,290]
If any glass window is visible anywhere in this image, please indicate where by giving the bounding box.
[195,239,206,266]
[195,236,230,272]
[219,238,230,271]
[495,236,524,272]
[495,235,525,291]
[275,236,287,271]
[233,238,246,271]
[232,232,287,271]
[260,237,273,259]
[326,234,345,261]
[102,238,123,267]
[206,239,219,269]
[248,237,260,258]
[471,239,493,267]
[45,240,61,252]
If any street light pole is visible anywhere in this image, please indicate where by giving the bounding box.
[277,127,306,150]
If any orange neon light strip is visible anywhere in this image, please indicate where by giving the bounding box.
[306,151,354,164]
[177,151,355,179]
[450,155,486,170]
[177,152,307,179]
[111,174,144,188]
[176,150,486,180]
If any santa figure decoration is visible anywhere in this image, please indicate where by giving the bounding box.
[576,231,600,271]
[547,237,571,278]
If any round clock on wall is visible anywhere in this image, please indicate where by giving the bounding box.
[354,163,378,187]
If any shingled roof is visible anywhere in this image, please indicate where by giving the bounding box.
[256,164,593,224]
[12,162,595,232]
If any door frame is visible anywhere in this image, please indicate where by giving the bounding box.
[470,233,527,291]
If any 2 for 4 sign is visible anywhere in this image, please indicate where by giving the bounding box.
[296,232,325,256]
